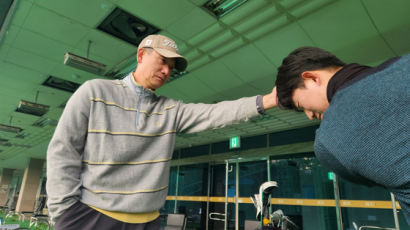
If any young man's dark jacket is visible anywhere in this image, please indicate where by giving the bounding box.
[314,54,410,224]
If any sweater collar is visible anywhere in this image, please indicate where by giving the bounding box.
[327,63,372,102]
[123,73,155,97]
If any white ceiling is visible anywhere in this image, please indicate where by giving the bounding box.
[0,0,409,170]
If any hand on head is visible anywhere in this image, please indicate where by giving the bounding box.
[262,87,279,110]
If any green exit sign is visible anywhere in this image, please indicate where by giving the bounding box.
[328,172,335,181]
[229,136,241,149]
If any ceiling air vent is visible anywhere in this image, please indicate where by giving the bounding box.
[0,124,22,133]
[16,100,49,116]
[98,7,160,46]
[42,76,80,93]
[64,52,106,75]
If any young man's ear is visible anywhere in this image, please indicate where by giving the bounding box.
[301,71,321,85]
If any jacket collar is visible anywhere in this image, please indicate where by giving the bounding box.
[327,63,371,103]
[123,73,155,97]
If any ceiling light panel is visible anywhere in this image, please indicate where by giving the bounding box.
[34,0,115,28]
[22,4,89,47]
[202,0,249,19]
[64,52,106,76]
[5,46,57,74]
[32,117,57,128]
[15,132,30,139]
[359,0,410,56]
[117,0,195,29]
[220,44,275,82]
[42,76,81,93]
[220,0,266,25]
[16,100,49,117]
[188,22,224,46]
[0,124,22,133]
[0,61,44,84]
[289,0,334,18]
[193,62,243,93]
[197,29,234,53]
[253,23,314,67]
[298,0,376,51]
[167,7,216,40]
[232,5,279,34]
[244,15,289,41]
[186,55,212,71]
[209,36,244,58]
[12,29,69,63]
[184,49,202,64]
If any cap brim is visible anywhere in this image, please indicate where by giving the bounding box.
[153,48,188,72]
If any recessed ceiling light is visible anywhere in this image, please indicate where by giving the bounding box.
[42,76,81,93]
[16,100,49,117]
[202,0,248,18]
[0,124,23,133]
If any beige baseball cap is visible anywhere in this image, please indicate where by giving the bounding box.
[138,34,188,72]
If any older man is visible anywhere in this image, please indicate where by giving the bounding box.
[47,34,278,230]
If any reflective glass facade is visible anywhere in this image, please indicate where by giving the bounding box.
[162,126,409,230]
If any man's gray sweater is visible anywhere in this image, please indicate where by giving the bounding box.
[46,74,261,222]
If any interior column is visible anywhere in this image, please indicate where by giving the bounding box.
[15,158,44,212]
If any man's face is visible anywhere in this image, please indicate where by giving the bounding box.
[291,79,329,120]
[139,49,175,90]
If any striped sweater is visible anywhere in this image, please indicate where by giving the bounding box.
[46,73,261,222]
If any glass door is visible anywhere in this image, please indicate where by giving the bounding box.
[208,161,236,230]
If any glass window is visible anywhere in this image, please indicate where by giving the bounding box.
[242,203,338,230]
[177,201,207,230]
[270,155,334,199]
[178,163,208,196]
[341,208,409,230]
[239,160,267,197]
[168,166,178,196]
[338,177,409,229]
[241,134,267,150]
[338,177,390,200]
[212,141,230,154]
[175,164,209,229]
[283,205,337,230]
[269,125,318,147]
[209,163,236,229]
[239,203,257,229]
[180,144,209,158]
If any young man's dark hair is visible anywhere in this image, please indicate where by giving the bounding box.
[275,47,345,110]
